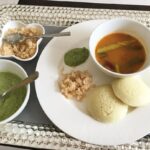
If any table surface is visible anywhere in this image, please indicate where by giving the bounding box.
[1,0,150,6]
[0,1,150,150]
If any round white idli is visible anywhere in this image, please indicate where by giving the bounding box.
[85,85,128,123]
[112,77,150,107]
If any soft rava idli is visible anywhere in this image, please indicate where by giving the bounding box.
[85,85,128,123]
[112,77,150,107]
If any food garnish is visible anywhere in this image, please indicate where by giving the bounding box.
[97,39,136,53]
[115,64,120,73]
[64,47,89,66]
[103,60,115,71]
[59,70,93,100]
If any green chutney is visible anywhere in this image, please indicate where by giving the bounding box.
[0,72,26,121]
[64,47,89,67]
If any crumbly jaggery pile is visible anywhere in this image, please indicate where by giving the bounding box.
[59,70,93,100]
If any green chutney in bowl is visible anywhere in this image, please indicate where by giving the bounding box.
[0,59,30,124]
[0,72,26,121]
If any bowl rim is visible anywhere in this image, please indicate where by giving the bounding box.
[0,59,30,124]
[89,18,150,77]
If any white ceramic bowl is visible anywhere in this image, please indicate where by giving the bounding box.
[0,21,45,61]
[89,18,150,78]
[0,59,30,124]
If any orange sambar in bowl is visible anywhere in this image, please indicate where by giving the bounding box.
[95,33,146,74]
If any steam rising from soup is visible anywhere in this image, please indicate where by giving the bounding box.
[95,33,146,74]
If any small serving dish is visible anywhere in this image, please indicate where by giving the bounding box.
[0,21,45,61]
[0,59,30,124]
[89,18,150,78]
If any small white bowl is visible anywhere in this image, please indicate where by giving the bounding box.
[89,18,150,78]
[0,59,30,124]
[0,21,45,61]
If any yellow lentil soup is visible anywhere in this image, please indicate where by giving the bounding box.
[95,33,146,74]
